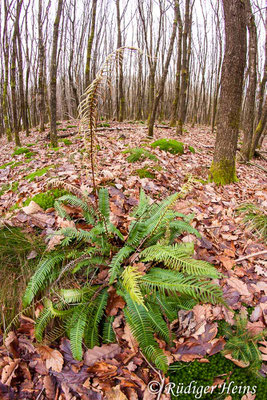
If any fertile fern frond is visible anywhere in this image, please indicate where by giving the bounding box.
[122,265,145,306]
[109,245,134,283]
[84,288,108,348]
[141,268,224,305]
[23,253,64,307]
[140,243,219,278]
[103,316,116,343]
[124,295,168,372]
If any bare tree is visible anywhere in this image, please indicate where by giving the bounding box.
[210,0,247,185]
[50,0,64,147]
[85,0,97,89]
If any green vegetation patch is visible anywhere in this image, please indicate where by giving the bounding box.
[59,138,72,145]
[0,181,19,196]
[25,166,53,181]
[0,161,14,169]
[151,138,184,154]
[12,147,32,156]
[134,166,156,179]
[188,145,196,153]
[123,147,158,163]
[236,202,267,241]
[168,353,266,399]
[97,122,110,127]
[24,188,68,210]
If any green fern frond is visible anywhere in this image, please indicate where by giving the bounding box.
[54,200,71,220]
[23,253,64,307]
[130,189,151,218]
[60,286,98,303]
[122,265,145,306]
[169,220,201,240]
[98,188,110,220]
[146,303,172,344]
[84,288,108,348]
[124,295,168,372]
[140,243,219,278]
[69,304,89,360]
[109,245,134,283]
[237,202,267,241]
[57,194,94,216]
[103,316,116,343]
[35,306,53,342]
[141,268,224,305]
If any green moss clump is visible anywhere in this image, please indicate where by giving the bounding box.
[0,161,14,169]
[25,143,35,147]
[25,166,53,181]
[168,353,266,399]
[123,147,158,163]
[12,147,31,156]
[151,139,184,154]
[209,159,238,185]
[188,146,196,153]
[0,181,19,196]
[67,125,77,128]
[24,188,68,210]
[97,122,110,127]
[24,151,36,159]
[134,166,155,179]
[59,138,72,145]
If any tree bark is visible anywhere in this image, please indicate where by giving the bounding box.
[148,1,179,137]
[240,0,257,161]
[210,0,247,185]
[50,0,64,147]
[116,0,125,122]
[38,0,45,132]
[84,0,97,89]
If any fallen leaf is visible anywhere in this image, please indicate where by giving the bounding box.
[84,343,121,366]
[1,360,19,386]
[105,385,127,400]
[22,200,43,214]
[37,345,64,372]
[227,277,251,296]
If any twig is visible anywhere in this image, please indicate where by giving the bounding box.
[235,250,267,263]
[140,351,165,400]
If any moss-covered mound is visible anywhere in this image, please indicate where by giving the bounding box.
[24,188,68,210]
[151,138,184,154]
[168,353,266,399]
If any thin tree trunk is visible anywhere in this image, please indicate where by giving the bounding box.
[84,0,97,89]
[240,0,257,161]
[50,0,64,147]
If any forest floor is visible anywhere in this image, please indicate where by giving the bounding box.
[0,121,266,399]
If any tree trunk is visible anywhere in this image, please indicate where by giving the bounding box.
[50,0,64,147]
[148,1,179,137]
[2,0,12,142]
[176,0,191,135]
[210,0,247,185]
[116,0,125,122]
[84,0,97,89]
[240,0,257,161]
[38,0,45,132]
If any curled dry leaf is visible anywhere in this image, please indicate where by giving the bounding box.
[1,359,19,386]
[105,385,128,400]
[224,353,249,368]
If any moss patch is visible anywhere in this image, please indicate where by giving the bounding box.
[24,188,68,210]
[59,138,72,145]
[25,166,53,182]
[209,159,238,185]
[168,352,266,399]
[123,147,158,163]
[151,139,184,155]
[12,147,31,156]
[134,166,155,179]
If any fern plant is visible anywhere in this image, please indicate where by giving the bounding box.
[236,202,267,241]
[22,187,225,373]
[221,314,266,375]
[122,147,158,163]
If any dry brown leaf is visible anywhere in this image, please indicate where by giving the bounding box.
[1,359,19,386]
[22,200,43,215]
[87,361,117,378]
[84,343,121,366]
[105,385,127,400]
[241,394,256,400]
[43,375,56,400]
[122,323,139,353]
[227,277,251,296]
[37,345,64,372]
[224,353,249,368]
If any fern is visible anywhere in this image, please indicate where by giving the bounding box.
[109,245,134,283]
[23,253,64,307]
[141,243,220,278]
[84,288,108,348]
[103,316,116,343]
[124,295,168,373]
[141,268,224,304]
[122,265,144,306]
[69,304,89,360]
[237,202,267,241]
[98,188,110,220]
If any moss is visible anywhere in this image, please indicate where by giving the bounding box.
[188,146,196,153]
[25,166,53,182]
[67,125,77,128]
[0,161,14,169]
[134,166,155,179]
[168,353,266,399]
[59,138,72,145]
[24,151,36,159]
[97,122,110,127]
[24,188,68,210]
[209,159,238,185]
[0,181,19,196]
[151,139,184,155]
[12,147,31,156]
[25,143,35,147]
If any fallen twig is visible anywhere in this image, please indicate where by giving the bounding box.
[235,250,267,263]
